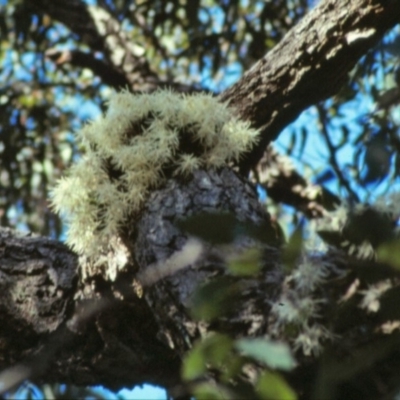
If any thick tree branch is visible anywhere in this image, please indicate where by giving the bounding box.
[0,228,182,392]
[220,0,400,173]
[256,145,340,218]
[0,169,281,392]
[44,49,130,88]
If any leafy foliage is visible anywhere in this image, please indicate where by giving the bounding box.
[182,333,297,400]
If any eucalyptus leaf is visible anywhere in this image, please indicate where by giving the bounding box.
[256,371,297,400]
[236,338,296,371]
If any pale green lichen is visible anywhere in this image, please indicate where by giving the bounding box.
[269,254,336,357]
[51,89,259,279]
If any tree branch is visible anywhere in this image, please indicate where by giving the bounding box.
[0,227,182,392]
[44,49,130,88]
[220,0,400,173]
[255,145,341,218]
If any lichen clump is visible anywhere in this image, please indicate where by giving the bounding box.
[51,90,259,269]
[268,254,336,356]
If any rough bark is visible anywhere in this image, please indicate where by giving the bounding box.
[220,0,400,173]
[0,169,282,392]
[131,169,283,358]
[0,226,181,391]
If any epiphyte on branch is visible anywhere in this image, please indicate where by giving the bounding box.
[50,89,259,279]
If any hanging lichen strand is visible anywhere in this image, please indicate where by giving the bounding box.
[50,90,259,271]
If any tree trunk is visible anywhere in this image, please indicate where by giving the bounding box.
[0,169,283,391]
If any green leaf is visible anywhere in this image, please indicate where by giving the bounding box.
[256,371,297,400]
[202,333,234,367]
[219,354,244,382]
[282,226,303,272]
[177,212,239,244]
[377,238,400,269]
[177,212,280,245]
[182,342,207,380]
[363,136,391,184]
[193,382,233,400]
[182,334,234,381]
[190,277,241,321]
[228,248,262,276]
[235,338,296,371]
